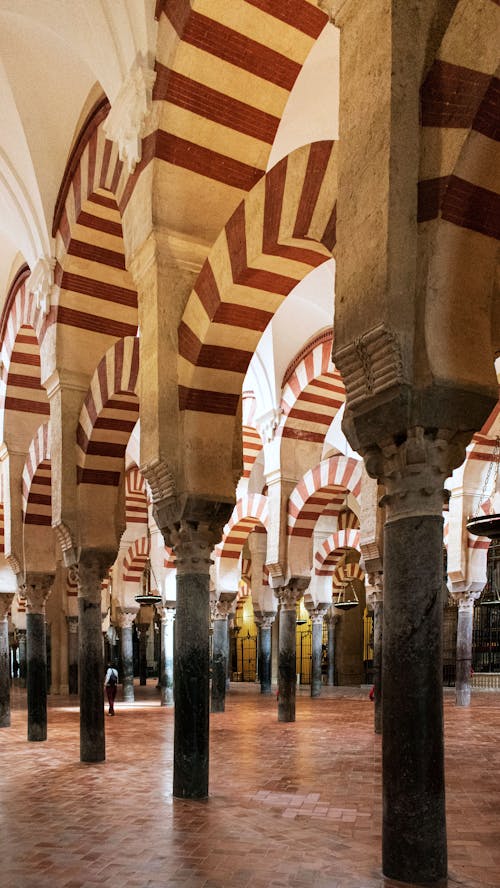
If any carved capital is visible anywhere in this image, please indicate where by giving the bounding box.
[23,572,54,614]
[254,610,276,629]
[117,609,137,630]
[212,598,234,620]
[366,571,384,608]
[451,589,481,611]
[276,577,309,611]
[0,592,14,621]
[78,548,116,604]
[28,255,56,316]
[158,498,233,575]
[309,606,328,625]
[363,427,468,522]
[103,54,157,174]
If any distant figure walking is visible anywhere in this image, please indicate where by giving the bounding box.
[104,663,119,716]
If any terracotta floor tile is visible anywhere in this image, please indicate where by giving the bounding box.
[1,683,500,887]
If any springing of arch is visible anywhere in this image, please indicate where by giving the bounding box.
[287,456,363,538]
[22,422,51,526]
[122,536,150,585]
[216,494,269,562]
[178,140,337,416]
[242,391,263,480]
[280,332,345,445]
[314,529,361,577]
[77,337,139,487]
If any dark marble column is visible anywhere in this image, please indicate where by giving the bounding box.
[454,591,478,707]
[67,615,79,694]
[258,614,274,694]
[211,605,229,713]
[326,614,336,685]
[24,574,53,742]
[137,622,149,686]
[277,580,307,722]
[367,573,384,735]
[0,594,15,728]
[310,608,327,698]
[118,612,136,703]
[169,520,219,800]
[77,550,115,763]
[158,605,175,706]
[383,514,447,883]
[17,628,27,687]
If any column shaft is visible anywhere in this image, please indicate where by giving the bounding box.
[456,602,474,707]
[174,572,210,798]
[311,619,323,698]
[68,618,79,694]
[373,600,383,734]
[211,617,228,712]
[138,625,148,686]
[278,607,296,722]
[78,594,105,762]
[121,626,135,702]
[259,624,272,694]
[0,619,11,727]
[383,515,446,883]
[327,619,335,685]
[27,613,47,741]
[160,613,174,706]
[18,630,27,688]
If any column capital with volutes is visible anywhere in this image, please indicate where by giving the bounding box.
[23,572,54,614]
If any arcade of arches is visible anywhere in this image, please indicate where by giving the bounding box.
[0,2,499,886]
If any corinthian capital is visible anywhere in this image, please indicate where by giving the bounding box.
[103,54,157,174]
[276,577,309,611]
[23,573,54,614]
[117,609,137,631]
[366,572,384,608]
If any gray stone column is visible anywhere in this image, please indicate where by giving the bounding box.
[137,622,149,686]
[367,573,384,735]
[211,599,232,713]
[325,614,337,685]
[453,591,479,707]
[310,608,327,698]
[118,611,136,703]
[257,613,275,694]
[157,605,175,706]
[276,580,307,723]
[77,549,115,763]
[17,628,27,687]
[169,520,217,799]
[24,573,53,742]
[67,616,79,695]
[0,593,15,728]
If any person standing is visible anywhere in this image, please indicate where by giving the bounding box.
[104,663,118,715]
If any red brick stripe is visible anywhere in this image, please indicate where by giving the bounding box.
[294,142,333,238]
[442,176,500,240]
[245,0,327,39]
[66,240,126,270]
[155,131,264,191]
[77,211,123,238]
[154,64,279,144]
[5,397,50,414]
[473,76,500,141]
[178,386,239,414]
[212,303,272,331]
[226,203,298,295]
[417,176,450,223]
[178,323,252,372]
[77,467,121,486]
[421,60,491,128]
[60,272,137,307]
[56,306,138,338]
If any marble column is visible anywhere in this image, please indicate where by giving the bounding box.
[0,593,15,728]
[118,611,136,703]
[454,591,479,708]
[77,549,115,763]
[67,616,79,695]
[276,580,307,723]
[211,601,231,713]
[157,605,175,706]
[310,608,327,698]
[257,614,274,695]
[367,573,384,735]
[325,614,337,685]
[170,520,216,799]
[17,628,27,687]
[24,573,53,742]
[137,622,149,686]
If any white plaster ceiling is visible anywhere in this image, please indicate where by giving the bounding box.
[0,0,156,310]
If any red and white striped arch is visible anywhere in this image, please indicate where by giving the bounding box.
[217,494,269,562]
[280,332,345,446]
[77,337,139,487]
[122,536,150,585]
[242,391,263,480]
[125,466,148,527]
[314,529,361,577]
[287,456,363,539]
[178,141,337,417]
[338,509,360,531]
[332,561,365,590]
[22,422,51,526]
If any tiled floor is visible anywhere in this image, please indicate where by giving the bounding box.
[1,683,500,888]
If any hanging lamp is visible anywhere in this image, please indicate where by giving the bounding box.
[333,580,359,611]
[134,559,163,606]
[466,437,500,539]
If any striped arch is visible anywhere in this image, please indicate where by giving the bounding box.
[151,2,328,247]
[53,103,138,363]
[122,536,151,585]
[288,456,363,538]
[0,503,4,555]
[178,140,337,416]
[0,266,46,364]
[332,561,365,590]
[22,423,51,526]
[242,391,263,480]
[280,332,345,445]
[217,494,269,562]
[77,337,139,487]
[338,508,360,531]
[164,547,176,571]
[314,529,361,577]
[125,466,148,527]
[66,567,78,603]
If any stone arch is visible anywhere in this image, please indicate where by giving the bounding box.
[287,456,363,539]
[122,536,150,586]
[242,391,263,482]
[22,422,51,526]
[314,529,361,577]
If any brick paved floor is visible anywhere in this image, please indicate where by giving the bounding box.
[1,683,499,888]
